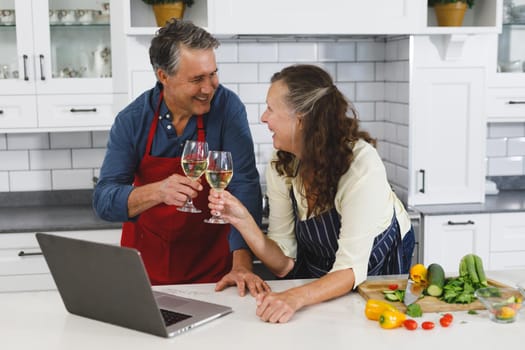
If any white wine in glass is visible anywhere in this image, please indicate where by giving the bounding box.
[178,140,208,213]
[204,151,233,224]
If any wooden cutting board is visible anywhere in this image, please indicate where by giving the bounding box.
[357,278,510,313]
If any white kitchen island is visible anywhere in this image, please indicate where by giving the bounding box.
[1,270,524,350]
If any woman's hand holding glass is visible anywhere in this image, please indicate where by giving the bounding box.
[178,140,208,213]
[204,151,233,224]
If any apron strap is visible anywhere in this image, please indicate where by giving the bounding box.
[196,114,205,141]
[145,90,164,156]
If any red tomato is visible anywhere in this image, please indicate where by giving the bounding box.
[442,313,453,322]
[403,319,418,330]
[421,321,435,330]
[388,284,399,291]
[439,317,452,327]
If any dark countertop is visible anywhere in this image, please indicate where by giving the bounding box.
[414,190,525,216]
[0,205,121,233]
[0,190,524,234]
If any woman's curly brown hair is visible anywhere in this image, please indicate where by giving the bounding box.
[271,65,375,216]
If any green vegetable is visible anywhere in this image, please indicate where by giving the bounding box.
[467,310,478,315]
[473,254,488,287]
[406,303,423,317]
[464,254,479,284]
[383,289,405,302]
[426,263,445,297]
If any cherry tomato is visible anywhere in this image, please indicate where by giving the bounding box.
[403,319,418,330]
[421,321,435,330]
[442,313,453,322]
[439,317,452,327]
[388,284,399,291]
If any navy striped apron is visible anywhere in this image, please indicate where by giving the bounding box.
[287,189,405,279]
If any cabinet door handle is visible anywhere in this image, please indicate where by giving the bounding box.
[508,101,525,105]
[18,250,43,257]
[39,54,46,81]
[23,54,29,81]
[0,110,3,114]
[418,169,425,193]
[70,108,97,113]
[447,220,475,225]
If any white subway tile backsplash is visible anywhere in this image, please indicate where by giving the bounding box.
[488,123,525,138]
[72,149,106,168]
[337,82,356,102]
[219,63,258,83]
[0,150,29,171]
[258,143,274,165]
[29,150,71,170]
[259,63,289,83]
[239,42,278,62]
[486,138,507,157]
[353,102,375,121]
[396,125,409,147]
[239,83,270,103]
[385,40,399,61]
[508,137,525,156]
[356,41,385,61]
[375,62,385,81]
[92,131,109,148]
[356,82,384,101]
[249,124,272,144]
[337,62,375,82]
[278,42,317,62]
[50,132,91,149]
[488,157,524,176]
[7,133,49,150]
[10,170,52,191]
[52,169,94,190]
[216,42,238,62]
[0,172,8,191]
[223,83,239,94]
[245,104,261,124]
[318,42,356,62]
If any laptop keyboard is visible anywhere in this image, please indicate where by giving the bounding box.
[160,309,192,326]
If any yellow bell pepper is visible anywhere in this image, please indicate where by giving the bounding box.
[378,309,407,329]
[409,263,427,285]
[364,299,399,321]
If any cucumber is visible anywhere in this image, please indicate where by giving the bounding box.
[426,263,445,297]
[464,254,480,284]
[473,254,488,287]
[459,256,468,277]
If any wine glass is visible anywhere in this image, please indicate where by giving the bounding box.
[204,151,233,224]
[178,140,208,213]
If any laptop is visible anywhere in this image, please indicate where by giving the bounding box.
[36,232,232,338]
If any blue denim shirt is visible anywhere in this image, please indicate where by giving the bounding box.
[93,82,262,251]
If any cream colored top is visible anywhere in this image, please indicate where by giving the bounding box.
[265,139,411,287]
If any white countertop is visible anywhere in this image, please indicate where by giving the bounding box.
[1,270,524,350]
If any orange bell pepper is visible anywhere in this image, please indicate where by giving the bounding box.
[364,299,399,321]
[378,309,407,329]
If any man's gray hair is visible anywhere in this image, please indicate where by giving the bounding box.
[149,18,219,76]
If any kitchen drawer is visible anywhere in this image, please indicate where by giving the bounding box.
[0,95,38,129]
[36,94,116,128]
[0,229,121,292]
[490,251,525,270]
[490,212,525,252]
[486,87,525,122]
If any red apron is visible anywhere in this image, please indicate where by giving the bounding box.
[121,91,232,285]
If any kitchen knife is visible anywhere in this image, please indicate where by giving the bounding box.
[403,278,423,306]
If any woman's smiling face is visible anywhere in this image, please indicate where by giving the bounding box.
[261,80,302,156]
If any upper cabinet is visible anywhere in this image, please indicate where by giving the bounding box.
[124,0,501,36]
[0,0,127,132]
[486,0,525,122]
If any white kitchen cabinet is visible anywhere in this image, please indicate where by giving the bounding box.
[489,212,525,270]
[124,0,501,36]
[0,0,127,132]
[409,64,486,205]
[423,214,490,274]
[486,0,525,122]
[0,229,121,292]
